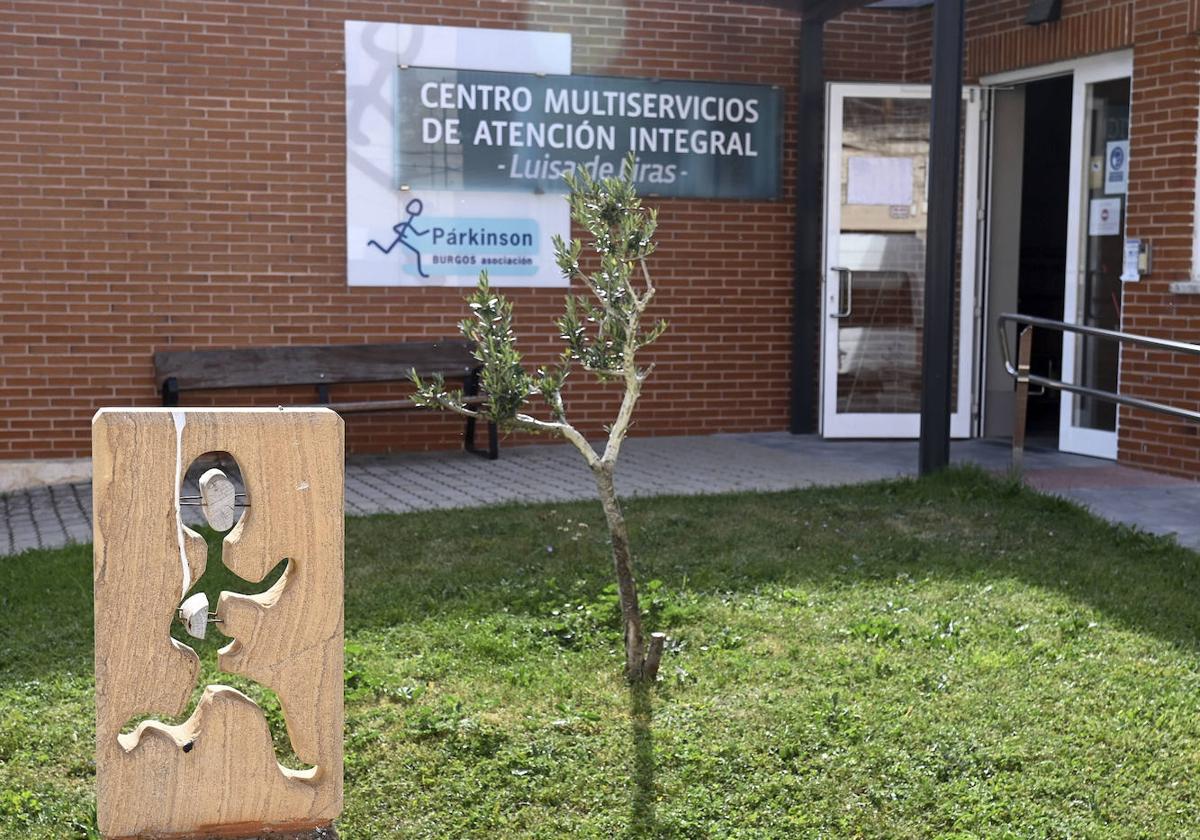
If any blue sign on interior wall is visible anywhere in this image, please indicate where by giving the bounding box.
[396,67,783,200]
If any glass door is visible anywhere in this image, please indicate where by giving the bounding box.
[1059,54,1132,459]
[822,84,980,439]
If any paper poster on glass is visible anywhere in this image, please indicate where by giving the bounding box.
[1089,197,1122,237]
[1105,140,1129,195]
[846,156,913,206]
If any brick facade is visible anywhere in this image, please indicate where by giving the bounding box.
[965,2,1135,78]
[2,1,1199,478]
[0,0,914,463]
[1118,1,1200,477]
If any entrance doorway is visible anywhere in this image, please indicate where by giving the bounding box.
[820,83,980,439]
[984,76,1073,446]
[982,52,1133,460]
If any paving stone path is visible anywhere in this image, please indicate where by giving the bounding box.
[3,433,1199,556]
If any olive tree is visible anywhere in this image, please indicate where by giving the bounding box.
[410,159,668,682]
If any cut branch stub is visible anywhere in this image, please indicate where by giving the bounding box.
[643,633,666,682]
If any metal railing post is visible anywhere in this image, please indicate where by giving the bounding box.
[1011,326,1032,472]
[997,312,1200,466]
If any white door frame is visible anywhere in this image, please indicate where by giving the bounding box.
[981,50,1133,460]
[1059,52,1131,460]
[820,83,981,439]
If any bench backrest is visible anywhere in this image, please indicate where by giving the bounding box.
[153,340,478,391]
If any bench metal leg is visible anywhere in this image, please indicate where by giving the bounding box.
[162,377,179,407]
[463,369,480,455]
[461,368,498,459]
[464,417,500,461]
[464,415,478,454]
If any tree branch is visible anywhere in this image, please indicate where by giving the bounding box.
[512,412,600,469]
[639,259,656,308]
[581,367,626,378]
[423,395,481,421]
[578,271,604,301]
[601,309,644,468]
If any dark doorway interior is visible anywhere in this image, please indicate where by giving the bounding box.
[1015,75,1072,441]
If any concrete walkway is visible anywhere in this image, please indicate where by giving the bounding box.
[3,433,1199,557]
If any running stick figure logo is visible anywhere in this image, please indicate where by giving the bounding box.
[367,197,430,278]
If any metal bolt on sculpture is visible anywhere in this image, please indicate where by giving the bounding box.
[92,408,344,839]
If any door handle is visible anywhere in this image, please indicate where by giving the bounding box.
[830,266,853,319]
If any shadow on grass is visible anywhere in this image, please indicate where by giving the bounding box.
[4,468,1200,682]
[629,681,656,837]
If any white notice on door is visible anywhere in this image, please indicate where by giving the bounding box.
[847,156,913,206]
[1121,237,1141,282]
[1089,197,1122,237]
[1105,140,1129,195]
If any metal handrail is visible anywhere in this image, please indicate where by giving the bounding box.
[997,313,1200,468]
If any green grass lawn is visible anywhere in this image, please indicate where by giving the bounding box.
[3,468,1200,838]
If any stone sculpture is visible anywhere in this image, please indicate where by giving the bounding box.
[92,408,344,839]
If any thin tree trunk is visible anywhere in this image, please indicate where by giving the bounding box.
[594,465,646,681]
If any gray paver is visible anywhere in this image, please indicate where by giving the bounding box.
[2,433,1198,556]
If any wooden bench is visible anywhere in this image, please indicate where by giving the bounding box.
[153,340,498,459]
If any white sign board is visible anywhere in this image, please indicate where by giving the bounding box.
[1089,197,1122,237]
[345,22,571,287]
[1105,140,1129,195]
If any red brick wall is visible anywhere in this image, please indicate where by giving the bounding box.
[0,0,920,462]
[1118,0,1200,477]
[965,1,1135,79]
[3,0,1197,476]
